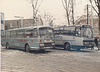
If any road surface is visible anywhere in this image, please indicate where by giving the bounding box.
[1,47,100,72]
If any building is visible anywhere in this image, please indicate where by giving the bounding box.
[0,12,5,31]
[5,17,43,30]
[75,15,100,37]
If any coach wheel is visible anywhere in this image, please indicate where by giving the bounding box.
[91,45,94,50]
[77,48,80,51]
[6,43,10,49]
[40,49,45,52]
[25,44,30,52]
[53,46,55,49]
[64,43,70,51]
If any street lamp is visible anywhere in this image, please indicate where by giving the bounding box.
[14,16,24,28]
[84,4,91,25]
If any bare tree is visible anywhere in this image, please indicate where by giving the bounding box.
[41,12,55,26]
[26,0,43,26]
[89,0,100,31]
[62,0,75,25]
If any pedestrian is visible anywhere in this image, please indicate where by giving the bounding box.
[94,37,99,50]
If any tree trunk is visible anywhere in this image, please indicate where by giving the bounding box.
[99,3,100,34]
[66,10,70,26]
[99,15,100,34]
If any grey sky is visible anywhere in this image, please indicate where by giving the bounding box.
[0,0,90,25]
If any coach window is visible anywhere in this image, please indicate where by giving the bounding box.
[54,30,60,35]
[1,31,3,38]
[5,32,7,38]
[63,30,75,36]
[13,30,17,38]
[1,31,6,38]
[60,30,64,35]
[10,31,13,38]
[54,30,57,35]
[4,32,7,38]
[75,27,81,37]
[17,29,25,38]
[33,28,38,37]
[26,29,33,38]
[8,31,11,38]
[16,30,18,38]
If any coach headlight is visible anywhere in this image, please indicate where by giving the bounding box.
[83,42,87,45]
[52,43,55,45]
[40,44,44,46]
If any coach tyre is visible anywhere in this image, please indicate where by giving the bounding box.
[64,42,70,51]
[25,44,30,52]
[6,42,9,49]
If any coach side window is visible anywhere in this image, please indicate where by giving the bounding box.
[63,30,75,36]
[17,29,25,38]
[25,29,33,38]
[13,30,17,38]
[6,31,11,38]
[54,30,60,35]
[33,28,38,37]
[10,31,13,38]
[1,31,6,38]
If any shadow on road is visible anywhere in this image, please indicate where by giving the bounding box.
[70,49,93,53]
[2,47,94,54]
[51,48,93,53]
[4,48,52,54]
[29,50,52,54]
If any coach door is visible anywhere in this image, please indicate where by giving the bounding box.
[25,28,39,48]
[54,30,63,45]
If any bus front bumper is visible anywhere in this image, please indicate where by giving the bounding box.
[39,43,55,49]
[72,45,94,49]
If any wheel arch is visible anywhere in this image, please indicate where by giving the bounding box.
[6,42,10,48]
[6,41,10,44]
[64,41,71,46]
[25,43,31,52]
[64,41,71,50]
[25,43,30,48]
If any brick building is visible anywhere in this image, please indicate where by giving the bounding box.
[75,15,100,37]
[5,17,43,30]
[0,12,5,31]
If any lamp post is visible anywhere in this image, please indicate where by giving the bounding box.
[14,16,24,28]
[87,4,89,25]
[90,1,93,28]
[84,4,91,25]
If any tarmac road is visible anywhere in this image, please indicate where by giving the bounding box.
[1,47,100,72]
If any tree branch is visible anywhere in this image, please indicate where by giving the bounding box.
[35,0,39,9]
[94,0,98,7]
[64,0,68,9]
[36,0,43,10]
[89,0,99,14]
[62,0,66,9]
[93,5,98,14]
[68,0,70,8]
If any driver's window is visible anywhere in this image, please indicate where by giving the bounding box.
[85,28,92,38]
[75,28,81,36]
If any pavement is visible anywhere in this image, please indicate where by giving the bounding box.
[1,46,100,72]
